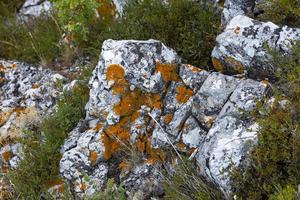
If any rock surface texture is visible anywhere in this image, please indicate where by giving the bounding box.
[19,0,52,17]
[60,39,269,199]
[212,15,300,79]
[0,60,66,173]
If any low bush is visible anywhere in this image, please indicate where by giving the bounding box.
[231,43,300,199]
[107,0,220,68]
[0,13,62,66]
[257,0,300,27]
[8,71,91,199]
[163,157,224,200]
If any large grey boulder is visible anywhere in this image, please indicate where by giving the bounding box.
[59,39,271,199]
[212,15,300,79]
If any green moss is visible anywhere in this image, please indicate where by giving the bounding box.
[231,43,300,199]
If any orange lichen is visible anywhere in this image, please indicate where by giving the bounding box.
[47,179,64,188]
[80,183,86,191]
[177,141,186,151]
[11,63,17,69]
[118,161,130,171]
[212,58,224,72]
[155,62,180,82]
[185,64,202,72]
[14,107,24,116]
[89,151,98,165]
[261,79,270,86]
[147,148,166,165]
[234,26,241,34]
[106,64,126,83]
[0,64,5,72]
[93,123,103,131]
[163,114,174,124]
[31,83,40,89]
[145,94,162,109]
[176,85,193,104]
[2,151,12,162]
[226,56,244,74]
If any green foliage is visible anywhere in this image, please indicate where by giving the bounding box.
[0,13,61,66]
[8,79,90,199]
[257,0,300,27]
[51,0,100,42]
[231,43,300,199]
[163,157,224,200]
[106,0,220,68]
[86,178,127,200]
[269,185,298,200]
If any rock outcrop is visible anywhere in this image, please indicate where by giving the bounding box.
[60,39,269,198]
[212,15,300,79]
[19,0,52,17]
[0,60,65,172]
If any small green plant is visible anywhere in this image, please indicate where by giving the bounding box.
[51,0,100,42]
[269,185,298,200]
[8,73,91,199]
[257,0,300,27]
[0,13,62,66]
[163,157,224,200]
[86,178,127,200]
[231,43,300,199]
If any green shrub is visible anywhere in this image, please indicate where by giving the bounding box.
[86,178,127,200]
[51,0,100,42]
[269,185,299,200]
[257,0,300,27]
[0,13,62,66]
[231,43,300,199]
[104,0,220,68]
[163,157,224,200]
[8,75,90,199]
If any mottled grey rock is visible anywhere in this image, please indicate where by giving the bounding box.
[192,72,240,129]
[19,0,52,17]
[0,60,64,143]
[121,164,163,199]
[212,15,300,79]
[196,79,268,197]
[60,39,271,199]
[221,0,255,27]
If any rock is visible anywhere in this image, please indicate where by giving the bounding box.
[212,15,300,79]
[196,79,268,197]
[19,0,52,17]
[0,60,64,143]
[112,0,127,14]
[221,0,255,27]
[60,39,270,198]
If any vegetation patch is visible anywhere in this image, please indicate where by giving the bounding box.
[7,69,91,199]
[231,42,300,199]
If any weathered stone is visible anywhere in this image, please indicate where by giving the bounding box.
[0,60,64,143]
[59,39,272,198]
[19,0,52,17]
[192,72,240,129]
[212,15,300,79]
[221,0,255,27]
[196,79,268,197]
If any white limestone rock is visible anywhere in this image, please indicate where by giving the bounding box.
[212,15,300,79]
[196,79,268,197]
[19,0,52,17]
